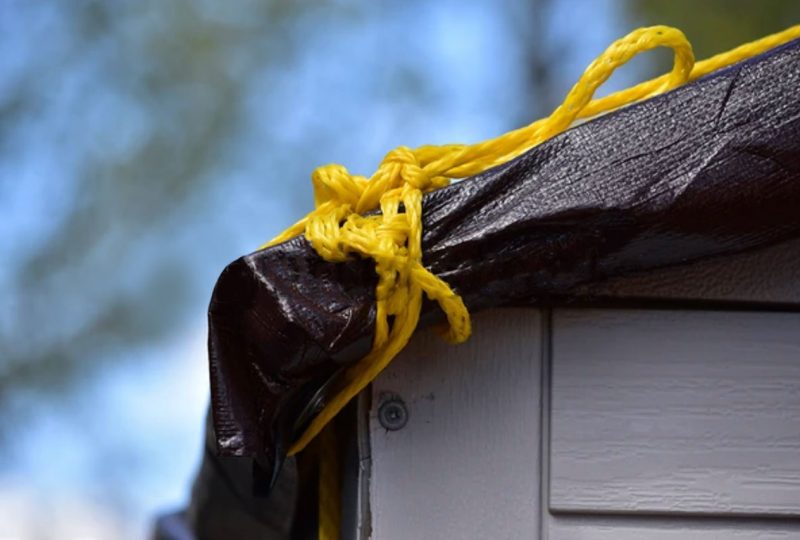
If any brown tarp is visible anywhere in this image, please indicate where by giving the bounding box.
[164,37,800,540]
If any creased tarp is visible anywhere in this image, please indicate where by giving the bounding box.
[207,37,800,479]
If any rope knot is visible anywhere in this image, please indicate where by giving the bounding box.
[381,146,429,190]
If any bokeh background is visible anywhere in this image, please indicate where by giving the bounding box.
[1,0,797,538]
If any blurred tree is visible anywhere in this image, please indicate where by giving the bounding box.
[626,0,800,75]
[0,0,552,447]
[1,0,568,437]
[508,0,560,121]
[0,0,319,430]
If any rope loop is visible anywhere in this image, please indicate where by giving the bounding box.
[311,164,363,208]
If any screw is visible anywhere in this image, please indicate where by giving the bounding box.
[378,397,408,431]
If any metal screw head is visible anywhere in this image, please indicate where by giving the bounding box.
[378,397,408,431]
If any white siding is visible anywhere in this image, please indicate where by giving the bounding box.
[550,309,800,516]
[364,306,800,538]
[369,309,543,540]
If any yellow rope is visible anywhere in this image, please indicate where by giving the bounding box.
[317,424,340,540]
[258,23,800,540]
[263,24,800,462]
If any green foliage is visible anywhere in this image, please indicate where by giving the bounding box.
[628,0,800,70]
[0,0,313,424]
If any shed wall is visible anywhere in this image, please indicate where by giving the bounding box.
[364,306,800,539]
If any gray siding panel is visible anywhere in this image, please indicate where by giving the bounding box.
[550,309,800,516]
[548,514,800,539]
[369,309,542,540]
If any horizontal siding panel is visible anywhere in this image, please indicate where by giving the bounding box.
[550,309,800,516]
[548,514,800,540]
